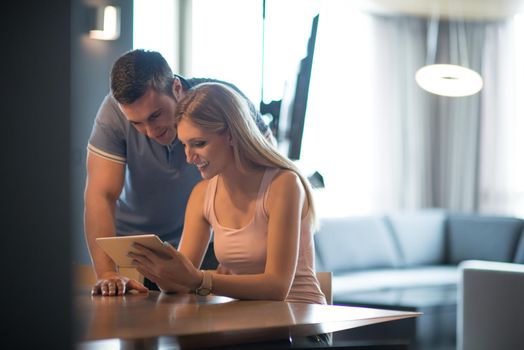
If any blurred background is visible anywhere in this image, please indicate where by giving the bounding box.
[71,0,524,262]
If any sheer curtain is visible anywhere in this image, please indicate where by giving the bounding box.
[432,21,486,211]
[302,3,524,218]
[354,15,487,213]
[301,5,446,217]
[370,15,433,211]
[479,16,524,217]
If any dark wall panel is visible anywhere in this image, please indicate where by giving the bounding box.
[2,2,72,349]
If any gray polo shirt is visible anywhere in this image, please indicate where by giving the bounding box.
[87,77,269,245]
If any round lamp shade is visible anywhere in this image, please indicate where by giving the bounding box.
[415,64,483,97]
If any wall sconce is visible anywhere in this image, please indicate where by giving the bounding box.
[415,12,483,97]
[89,6,120,41]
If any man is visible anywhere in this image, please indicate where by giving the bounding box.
[85,49,273,296]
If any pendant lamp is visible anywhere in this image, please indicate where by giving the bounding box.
[415,13,483,97]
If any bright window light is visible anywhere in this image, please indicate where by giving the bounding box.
[299,4,377,217]
[133,0,176,68]
[191,0,263,103]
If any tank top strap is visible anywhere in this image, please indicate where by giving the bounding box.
[203,176,219,223]
[256,168,282,219]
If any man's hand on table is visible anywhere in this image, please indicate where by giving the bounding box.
[91,271,148,296]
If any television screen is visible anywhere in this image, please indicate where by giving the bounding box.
[276,14,319,160]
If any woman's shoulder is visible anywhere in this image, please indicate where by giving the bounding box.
[190,178,212,199]
[265,169,308,218]
[271,169,300,184]
[268,169,303,194]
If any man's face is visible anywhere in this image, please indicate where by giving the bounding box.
[119,88,178,145]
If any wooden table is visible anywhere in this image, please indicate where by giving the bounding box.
[75,290,421,349]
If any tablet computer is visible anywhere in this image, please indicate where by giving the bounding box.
[96,234,166,268]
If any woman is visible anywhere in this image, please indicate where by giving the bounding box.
[130,82,325,305]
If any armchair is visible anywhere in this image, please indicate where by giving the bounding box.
[457,260,524,350]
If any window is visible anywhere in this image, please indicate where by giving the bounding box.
[133,0,177,67]
[134,1,524,219]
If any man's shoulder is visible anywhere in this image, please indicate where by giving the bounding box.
[95,93,129,128]
[186,77,240,93]
[88,93,131,158]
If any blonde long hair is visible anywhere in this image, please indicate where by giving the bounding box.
[174,82,316,226]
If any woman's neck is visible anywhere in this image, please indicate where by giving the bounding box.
[219,165,266,196]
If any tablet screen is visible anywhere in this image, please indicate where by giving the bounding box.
[96,234,165,268]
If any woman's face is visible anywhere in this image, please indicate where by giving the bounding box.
[177,118,234,179]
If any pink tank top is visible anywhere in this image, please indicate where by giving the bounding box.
[204,168,326,304]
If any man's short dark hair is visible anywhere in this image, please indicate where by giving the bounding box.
[111,49,175,104]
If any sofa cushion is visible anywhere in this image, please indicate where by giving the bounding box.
[514,229,524,264]
[446,214,524,264]
[315,216,401,273]
[387,209,446,266]
[332,265,458,295]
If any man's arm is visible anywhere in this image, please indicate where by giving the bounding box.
[84,151,147,295]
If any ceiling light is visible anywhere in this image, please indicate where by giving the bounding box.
[416,8,483,97]
[415,64,483,97]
